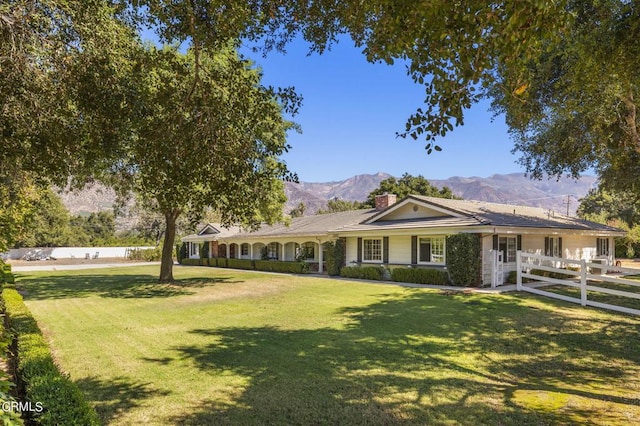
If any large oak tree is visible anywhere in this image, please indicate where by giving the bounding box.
[110,45,299,282]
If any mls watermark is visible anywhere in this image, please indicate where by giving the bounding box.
[2,400,44,413]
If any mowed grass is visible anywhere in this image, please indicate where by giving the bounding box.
[14,265,640,425]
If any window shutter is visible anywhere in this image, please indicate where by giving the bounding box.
[544,237,550,256]
[516,235,522,251]
[411,236,418,264]
[357,238,362,263]
[492,235,499,250]
[383,237,389,263]
[606,238,610,255]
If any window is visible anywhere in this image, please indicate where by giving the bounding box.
[267,242,279,260]
[363,239,382,262]
[545,237,562,257]
[190,242,199,257]
[597,238,609,257]
[419,237,445,264]
[498,236,517,263]
[300,242,315,260]
[241,243,249,256]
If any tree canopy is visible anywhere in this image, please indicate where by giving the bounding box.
[364,174,460,207]
[108,45,299,282]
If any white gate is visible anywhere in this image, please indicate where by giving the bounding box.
[491,250,504,288]
[516,251,640,316]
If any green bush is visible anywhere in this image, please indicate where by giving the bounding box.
[340,266,385,281]
[180,258,201,266]
[446,234,481,286]
[217,258,228,268]
[1,261,15,285]
[324,239,345,276]
[227,259,255,270]
[254,260,309,274]
[208,258,217,267]
[391,267,450,285]
[127,247,162,262]
[2,288,100,425]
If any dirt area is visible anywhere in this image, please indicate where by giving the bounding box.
[6,257,141,267]
[618,258,640,269]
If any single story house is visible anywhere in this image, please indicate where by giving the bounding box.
[181,194,625,286]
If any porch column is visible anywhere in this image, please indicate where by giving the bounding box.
[318,240,323,273]
[281,243,285,261]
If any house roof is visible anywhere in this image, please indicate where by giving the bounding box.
[342,195,624,234]
[181,195,625,243]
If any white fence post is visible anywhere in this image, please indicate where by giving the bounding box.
[580,259,587,306]
[516,251,522,291]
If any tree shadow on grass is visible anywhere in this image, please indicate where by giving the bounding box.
[152,291,639,425]
[15,272,244,300]
[75,375,171,424]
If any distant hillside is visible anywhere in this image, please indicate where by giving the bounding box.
[59,173,596,226]
[285,172,596,216]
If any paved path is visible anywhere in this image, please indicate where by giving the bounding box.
[11,262,160,272]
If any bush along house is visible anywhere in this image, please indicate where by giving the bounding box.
[181,194,625,287]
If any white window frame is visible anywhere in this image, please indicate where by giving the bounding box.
[418,237,446,265]
[548,236,561,258]
[596,238,609,257]
[241,243,249,256]
[363,238,382,262]
[300,242,315,260]
[498,236,517,263]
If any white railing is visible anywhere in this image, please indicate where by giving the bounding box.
[516,251,640,316]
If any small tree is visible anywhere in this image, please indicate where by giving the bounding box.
[364,173,460,207]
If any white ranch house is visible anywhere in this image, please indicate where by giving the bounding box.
[181,194,625,286]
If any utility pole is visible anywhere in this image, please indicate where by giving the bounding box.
[563,195,571,216]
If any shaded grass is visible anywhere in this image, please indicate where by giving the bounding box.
[14,265,640,425]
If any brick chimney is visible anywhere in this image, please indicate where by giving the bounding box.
[375,193,397,211]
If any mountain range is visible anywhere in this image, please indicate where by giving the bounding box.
[283,172,596,217]
[60,172,597,224]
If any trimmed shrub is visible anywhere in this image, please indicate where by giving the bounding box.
[446,234,482,286]
[391,267,450,285]
[208,258,217,267]
[340,266,385,281]
[227,259,255,270]
[324,239,345,276]
[2,288,100,425]
[254,260,309,274]
[217,258,228,268]
[180,258,201,266]
[1,262,15,285]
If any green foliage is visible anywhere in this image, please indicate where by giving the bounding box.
[317,199,365,214]
[340,266,385,281]
[446,234,481,287]
[180,258,201,266]
[391,267,450,286]
[127,247,162,262]
[226,259,255,270]
[1,262,15,285]
[364,173,459,207]
[2,288,100,425]
[577,187,640,258]
[324,239,345,276]
[289,202,306,218]
[254,260,309,274]
[201,242,209,260]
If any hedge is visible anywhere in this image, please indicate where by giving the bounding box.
[1,261,15,285]
[253,260,309,274]
[2,287,100,425]
[226,259,255,270]
[0,292,24,425]
[391,267,450,285]
[340,266,385,281]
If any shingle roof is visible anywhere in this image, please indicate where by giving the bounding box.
[181,195,625,242]
[406,195,623,232]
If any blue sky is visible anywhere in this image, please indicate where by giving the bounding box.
[240,37,525,183]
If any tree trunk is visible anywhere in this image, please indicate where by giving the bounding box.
[159,208,180,283]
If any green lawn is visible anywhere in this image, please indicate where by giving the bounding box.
[14,265,640,425]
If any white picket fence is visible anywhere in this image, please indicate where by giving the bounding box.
[516,251,640,316]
